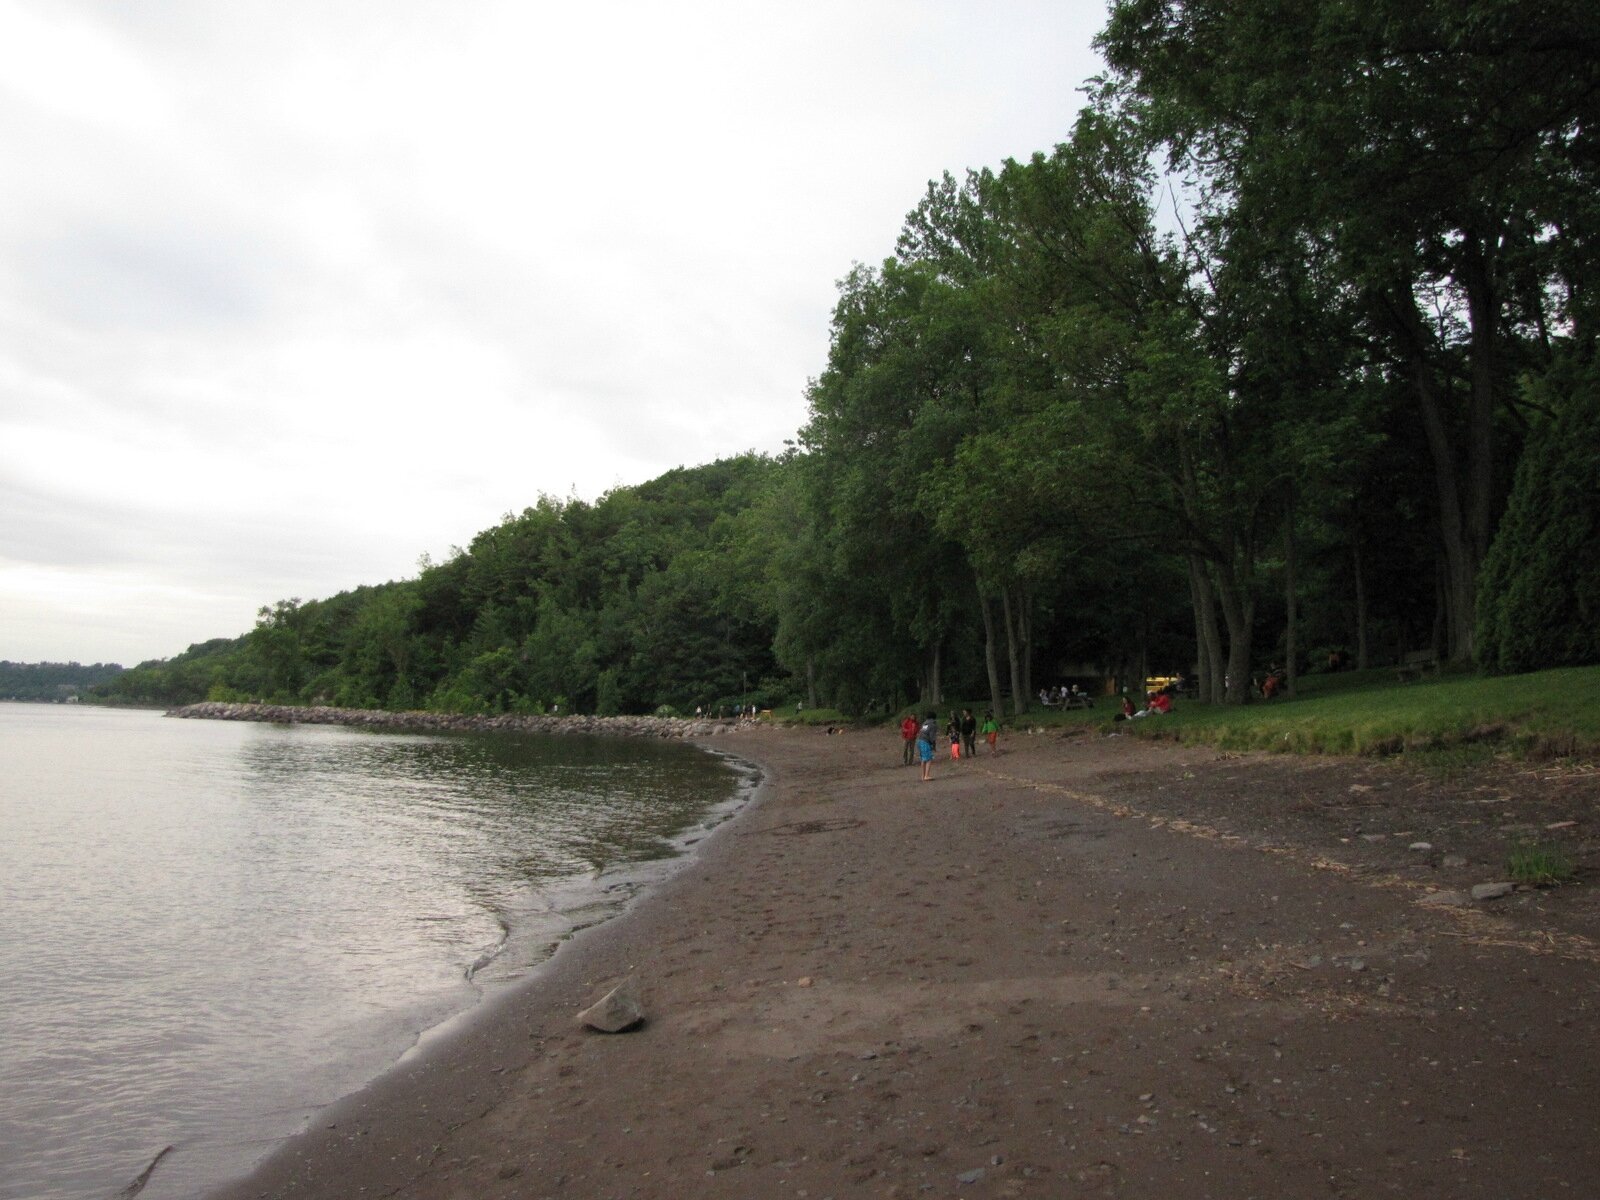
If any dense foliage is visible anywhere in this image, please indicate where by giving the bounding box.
[95,1,1600,715]
[0,661,124,702]
[1476,357,1600,674]
[99,457,787,714]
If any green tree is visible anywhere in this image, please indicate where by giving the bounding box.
[1098,0,1600,661]
[1477,355,1600,673]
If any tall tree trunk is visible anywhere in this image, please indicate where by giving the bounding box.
[1001,587,1025,717]
[1017,585,1034,704]
[1353,538,1370,670]
[1186,556,1220,703]
[1283,493,1298,698]
[1385,282,1479,662]
[1461,229,1500,569]
[978,585,1004,719]
[805,657,817,710]
[1432,555,1449,663]
[1136,603,1150,703]
[1215,565,1255,704]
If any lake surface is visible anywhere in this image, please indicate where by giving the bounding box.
[0,704,753,1200]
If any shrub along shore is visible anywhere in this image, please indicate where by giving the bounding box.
[165,701,740,740]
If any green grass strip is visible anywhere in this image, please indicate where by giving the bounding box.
[1112,664,1600,760]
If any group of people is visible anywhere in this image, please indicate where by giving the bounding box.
[1117,684,1175,720]
[696,704,763,720]
[900,708,1000,780]
[1037,684,1093,708]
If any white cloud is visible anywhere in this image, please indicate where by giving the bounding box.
[0,0,1107,664]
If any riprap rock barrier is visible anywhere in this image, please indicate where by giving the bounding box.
[166,701,740,739]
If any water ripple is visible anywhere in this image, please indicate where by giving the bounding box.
[0,704,747,1200]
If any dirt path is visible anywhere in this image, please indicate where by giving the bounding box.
[211,727,1600,1199]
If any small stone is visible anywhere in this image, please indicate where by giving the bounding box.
[497,1165,522,1180]
[956,1168,986,1185]
[1471,882,1515,902]
[1360,834,1387,843]
[1418,889,1472,907]
[797,976,814,988]
[1408,842,1433,852]
[1441,855,1468,868]
[1547,820,1577,830]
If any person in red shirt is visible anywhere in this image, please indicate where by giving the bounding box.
[900,712,919,766]
[1132,690,1173,718]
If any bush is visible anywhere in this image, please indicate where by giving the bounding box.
[594,668,622,717]
[1477,357,1600,673]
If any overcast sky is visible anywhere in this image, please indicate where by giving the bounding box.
[1,0,1109,667]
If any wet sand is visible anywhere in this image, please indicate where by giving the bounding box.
[209,725,1600,1199]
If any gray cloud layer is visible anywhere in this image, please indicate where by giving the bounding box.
[0,0,1104,664]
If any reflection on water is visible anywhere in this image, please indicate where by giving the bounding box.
[0,704,751,1200]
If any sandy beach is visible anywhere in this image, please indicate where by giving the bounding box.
[209,724,1600,1199]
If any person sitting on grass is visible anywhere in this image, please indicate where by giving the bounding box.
[1132,690,1172,718]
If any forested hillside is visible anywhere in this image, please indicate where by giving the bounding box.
[99,457,786,714]
[98,0,1600,716]
[1,661,124,702]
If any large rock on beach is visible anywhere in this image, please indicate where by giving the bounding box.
[576,977,645,1033]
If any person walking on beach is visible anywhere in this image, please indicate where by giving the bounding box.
[960,708,977,759]
[900,711,919,766]
[981,710,999,754]
[916,712,938,781]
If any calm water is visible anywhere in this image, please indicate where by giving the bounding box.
[0,704,752,1200]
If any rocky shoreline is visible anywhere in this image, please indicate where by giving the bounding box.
[165,700,741,739]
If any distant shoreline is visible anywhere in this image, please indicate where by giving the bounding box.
[166,700,743,739]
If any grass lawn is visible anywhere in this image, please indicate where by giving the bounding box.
[799,664,1600,763]
[1114,664,1600,760]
